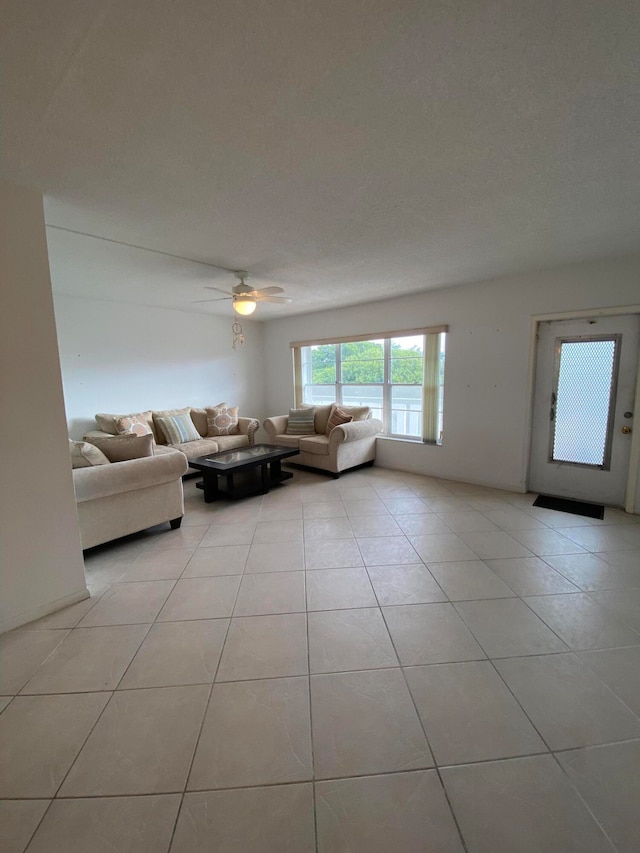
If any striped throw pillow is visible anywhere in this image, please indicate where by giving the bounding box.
[156,413,201,445]
[326,406,353,436]
[285,408,316,435]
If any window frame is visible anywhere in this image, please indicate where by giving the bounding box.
[292,326,447,444]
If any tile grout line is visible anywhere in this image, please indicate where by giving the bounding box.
[356,523,468,847]
[164,557,245,853]
[8,471,640,848]
[367,556,471,853]
[547,750,621,852]
[303,558,320,853]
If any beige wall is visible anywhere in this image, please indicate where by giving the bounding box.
[0,182,87,633]
[262,254,640,507]
[53,293,265,440]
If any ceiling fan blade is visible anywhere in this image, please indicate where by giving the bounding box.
[204,285,233,295]
[257,295,293,304]
[191,296,232,303]
[250,286,285,297]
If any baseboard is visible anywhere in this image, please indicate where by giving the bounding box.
[0,587,90,635]
[372,462,525,494]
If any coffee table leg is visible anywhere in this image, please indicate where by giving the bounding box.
[202,471,219,503]
[270,459,282,482]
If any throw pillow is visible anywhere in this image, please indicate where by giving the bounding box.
[191,403,226,437]
[152,407,192,444]
[84,433,154,463]
[332,403,371,421]
[69,439,110,469]
[301,402,333,434]
[285,408,316,435]
[155,412,201,445]
[115,414,153,437]
[206,404,240,436]
[95,410,154,436]
[326,406,354,436]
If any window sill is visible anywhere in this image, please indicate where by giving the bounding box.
[377,435,441,447]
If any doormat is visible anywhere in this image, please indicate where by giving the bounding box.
[533,494,605,519]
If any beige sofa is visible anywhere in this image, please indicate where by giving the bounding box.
[264,404,383,476]
[84,406,260,468]
[73,446,189,549]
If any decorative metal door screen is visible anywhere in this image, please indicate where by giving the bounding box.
[550,335,621,468]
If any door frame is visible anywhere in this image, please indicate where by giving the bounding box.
[524,304,640,514]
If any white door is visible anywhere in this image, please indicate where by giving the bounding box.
[529,315,639,506]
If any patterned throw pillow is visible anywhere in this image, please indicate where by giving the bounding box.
[285,408,316,435]
[325,406,354,436]
[206,405,240,436]
[95,410,154,436]
[115,415,153,437]
[191,403,226,437]
[155,413,201,445]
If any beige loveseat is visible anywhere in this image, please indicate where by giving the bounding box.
[73,446,189,549]
[84,406,260,468]
[264,404,383,476]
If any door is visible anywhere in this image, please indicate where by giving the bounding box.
[529,315,639,506]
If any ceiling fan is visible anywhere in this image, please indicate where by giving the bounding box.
[192,270,292,315]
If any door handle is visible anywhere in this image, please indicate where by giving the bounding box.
[621,426,632,434]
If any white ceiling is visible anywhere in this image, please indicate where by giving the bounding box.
[3,0,640,318]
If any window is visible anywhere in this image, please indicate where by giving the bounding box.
[293,328,447,442]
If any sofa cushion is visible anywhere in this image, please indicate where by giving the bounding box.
[156,413,201,445]
[301,403,333,435]
[214,434,250,451]
[326,406,354,435]
[69,439,110,469]
[190,403,225,437]
[85,433,155,463]
[299,435,330,455]
[174,438,220,460]
[270,434,301,449]
[175,436,247,461]
[286,408,316,435]
[206,404,240,436]
[95,410,157,439]
[115,414,154,437]
[332,403,371,421]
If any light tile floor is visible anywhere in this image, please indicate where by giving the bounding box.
[2,466,640,852]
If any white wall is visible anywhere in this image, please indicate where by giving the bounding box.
[0,182,88,633]
[53,294,265,439]
[262,255,640,495]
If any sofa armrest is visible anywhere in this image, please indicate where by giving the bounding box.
[328,418,383,448]
[264,416,289,441]
[73,450,189,502]
[238,417,260,445]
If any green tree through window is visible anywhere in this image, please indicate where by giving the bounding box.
[299,332,446,441]
[311,341,424,384]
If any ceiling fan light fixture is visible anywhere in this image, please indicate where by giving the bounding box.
[233,297,256,316]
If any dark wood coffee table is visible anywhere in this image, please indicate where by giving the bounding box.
[190,444,300,502]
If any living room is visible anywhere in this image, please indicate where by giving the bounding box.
[2,2,640,851]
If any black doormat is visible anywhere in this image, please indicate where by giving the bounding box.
[533,494,605,519]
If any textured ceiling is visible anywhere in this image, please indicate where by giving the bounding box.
[3,0,640,318]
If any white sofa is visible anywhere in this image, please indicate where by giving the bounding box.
[264,404,383,476]
[73,446,188,549]
[83,406,260,467]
